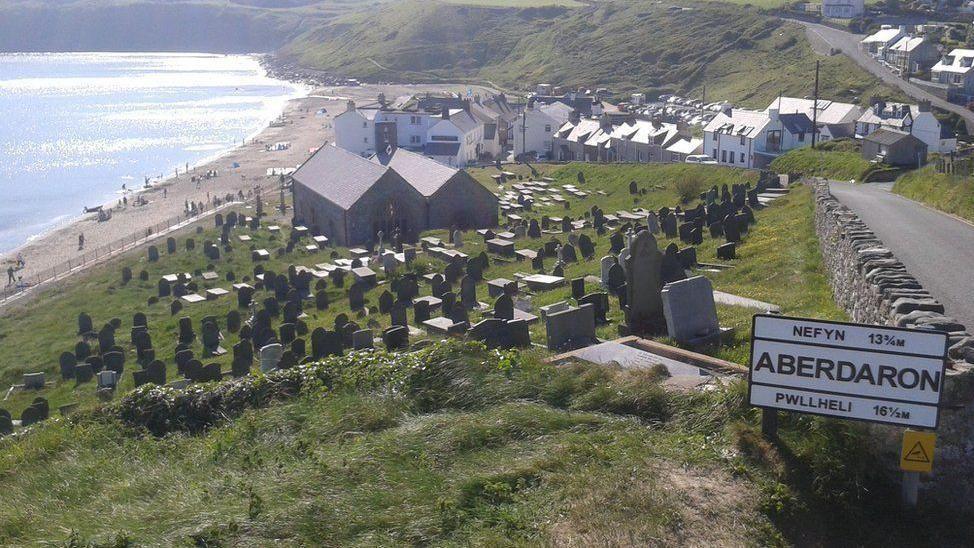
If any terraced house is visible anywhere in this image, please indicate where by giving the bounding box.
[703,107,814,169]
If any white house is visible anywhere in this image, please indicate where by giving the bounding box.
[703,108,815,169]
[822,0,864,18]
[333,102,379,156]
[765,96,862,141]
[885,36,939,73]
[855,100,956,154]
[512,102,574,159]
[860,26,906,57]
[931,48,974,99]
[553,117,608,162]
[608,119,702,163]
[424,109,484,167]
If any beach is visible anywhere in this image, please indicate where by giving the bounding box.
[0,83,488,288]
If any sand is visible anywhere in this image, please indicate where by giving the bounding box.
[0,83,483,286]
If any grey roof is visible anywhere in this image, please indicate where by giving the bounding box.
[291,144,389,210]
[449,110,480,133]
[424,142,462,156]
[384,149,458,197]
[779,113,813,135]
[865,128,923,146]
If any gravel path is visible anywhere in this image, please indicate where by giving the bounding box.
[828,181,974,329]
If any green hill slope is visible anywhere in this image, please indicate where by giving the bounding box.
[280,0,902,106]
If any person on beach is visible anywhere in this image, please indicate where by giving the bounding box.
[78,233,85,250]
[7,266,15,286]
[163,188,167,199]
[16,253,24,268]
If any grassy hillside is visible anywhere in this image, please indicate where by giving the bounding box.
[893,164,974,222]
[281,0,903,107]
[770,139,887,182]
[2,341,973,545]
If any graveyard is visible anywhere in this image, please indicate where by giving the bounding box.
[2,161,967,544]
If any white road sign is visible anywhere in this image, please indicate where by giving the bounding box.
[748,315,949,429]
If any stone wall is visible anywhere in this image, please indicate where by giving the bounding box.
[810,179,974,503]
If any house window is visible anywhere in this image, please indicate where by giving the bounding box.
[766,130,782,152]
[712,150,717,159]
[740,152,745,163]
[545,124,551,132]
[739,135,745,145]
[721,150,727,163]
[364,137,369,143]
[362,122,368,128]
[410,135,421,144]
[410,116,421,125]
[712,132,717,141]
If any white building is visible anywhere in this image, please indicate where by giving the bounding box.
[608,119,701,163]
[765,96,862,141]
[885,36,939,73]
[333,102,380,156]
[931,48,974,99]
[855,100,956,154]
[822,0,864,18]
[512,102,574,159]
[424,109,484,168]
[860,26,907,57]
[703,108,815,169]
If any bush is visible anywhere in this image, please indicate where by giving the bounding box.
[674,172,706,204]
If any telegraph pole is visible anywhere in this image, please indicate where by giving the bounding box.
[812,60,820,149]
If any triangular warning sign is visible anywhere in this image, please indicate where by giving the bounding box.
[904,441,930,464]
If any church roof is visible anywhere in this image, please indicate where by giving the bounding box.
[382,148,459,197]
[291,144,390,210]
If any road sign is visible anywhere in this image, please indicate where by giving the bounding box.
[901,431,936,473]
[748,315,949,429]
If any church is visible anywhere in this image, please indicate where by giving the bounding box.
[291,145,498,246]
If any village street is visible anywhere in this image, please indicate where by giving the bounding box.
[828,181,974,329]
[795,19,974,133]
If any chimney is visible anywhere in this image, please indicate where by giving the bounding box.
[569,110,581,124]
[346,100,356,112]
[918,99,931,113]
[441,107,450,120]
[871,97,886,114]
[377,93,387,108]
[462,98,471,113]
[599,113,613,132]
[767,107,779,121]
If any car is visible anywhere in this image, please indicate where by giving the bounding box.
[685,154,717,165]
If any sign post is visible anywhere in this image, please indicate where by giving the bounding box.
[748,315,949,509]
[748,315,948,429]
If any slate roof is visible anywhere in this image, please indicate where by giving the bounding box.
[864,128,922,146]
[704,109,771,139]
[383,149,458,197]
[861,28,904,45]
[765,97,862,126]
[932,48,974,74]
[424,142,462,156]
[291,144,390,210]
[779,112,814,135]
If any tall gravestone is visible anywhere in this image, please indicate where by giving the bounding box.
[625,230,666,335]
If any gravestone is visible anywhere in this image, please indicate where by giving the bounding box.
[390,302,408,327]
[661,244,686,285]
[291,338,306,358]
[723,214,741,243]
[202,321,226,356]
[578,292,609,323]
[414,299,431,324]
[378,290,394,314]
[577,234,595,259]
[661,214,677,239]
[349,283,365,310]
[494,294,514,320]
[178,316,195,344]
[122,266,132,284]
[717,242,736,260]
[103,351,125,375]
[544,304,597,351]
[59,352,76,380]
[646,211,660,234]
[625,230,666,335]
[316,289,329,310]
[460,276,478,309]
[147,245,159,262]
[382,326,409,351]
[259,343,283,372]
[167,237,177,254]
[609,232,625,254]
[661,276,721,345]
[78,312,93,335]
[571,277,585,300]
[352,329,374,350]
[74,363,94,385]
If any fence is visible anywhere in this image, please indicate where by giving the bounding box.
[0,181,282,307]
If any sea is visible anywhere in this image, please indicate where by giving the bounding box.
[0,52,304,254]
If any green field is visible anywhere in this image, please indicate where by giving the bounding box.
[893,164,974,222]
[769,139,887,182]
[2,163,972,544]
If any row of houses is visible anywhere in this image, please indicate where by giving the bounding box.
[701,96,954,169]
[333,92,518,167]
[551,115,703,164]
[860,26,940,74]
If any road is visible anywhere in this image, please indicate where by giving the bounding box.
[795,20,974,133]
[828,181,974,330]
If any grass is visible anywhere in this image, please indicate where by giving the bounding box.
[0,162,839,420]
[281,0,905,107]
[1,341,973,545]
[893,164,974,223]
[769,139,887,182]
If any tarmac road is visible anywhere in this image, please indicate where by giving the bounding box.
[795,20,974,133]
[828,181,974,330]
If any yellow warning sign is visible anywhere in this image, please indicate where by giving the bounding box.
[900,431,936,473]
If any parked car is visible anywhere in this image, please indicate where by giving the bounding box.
[685,154,717,165]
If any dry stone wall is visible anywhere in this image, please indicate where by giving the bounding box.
[811,179,974,502]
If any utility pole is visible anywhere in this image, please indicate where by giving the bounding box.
[812,60,820,149]
[520,105,528,161]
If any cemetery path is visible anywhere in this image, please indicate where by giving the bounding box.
[828,181,974,330]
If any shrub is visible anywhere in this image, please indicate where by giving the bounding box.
[674,172,705,204]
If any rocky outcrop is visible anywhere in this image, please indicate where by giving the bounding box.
[811,179,974,503]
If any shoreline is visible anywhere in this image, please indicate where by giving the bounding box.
[8,62,311,257]
[0,80,487,287]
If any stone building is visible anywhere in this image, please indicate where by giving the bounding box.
[291,145,497,246]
